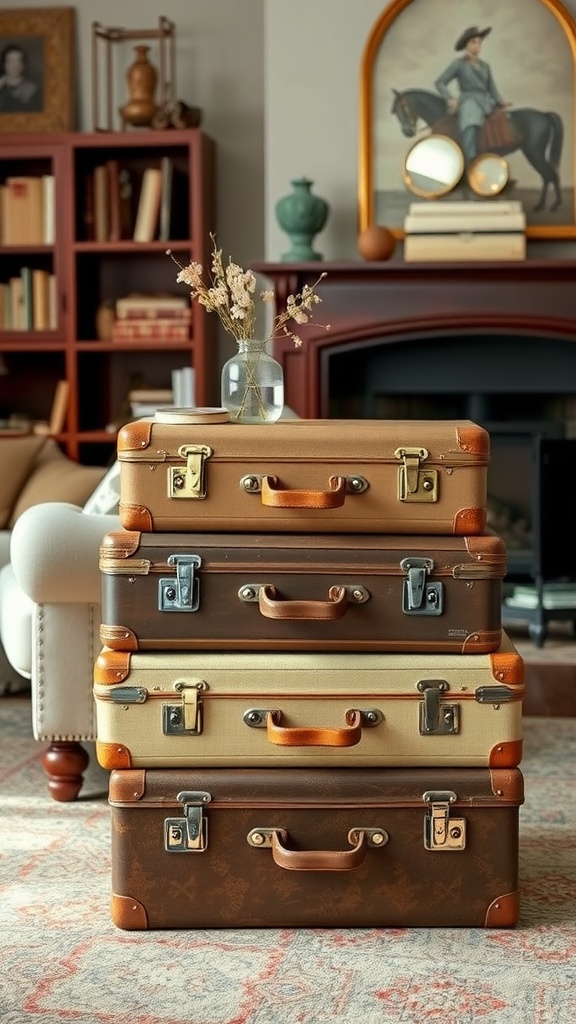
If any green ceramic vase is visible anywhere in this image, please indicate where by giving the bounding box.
[275,177,329,261]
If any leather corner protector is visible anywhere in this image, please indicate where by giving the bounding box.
[117,420,153,452]
[94,648,131,683]
[454,508,486,535]
[489,650,525,685]
[96,741,132,770]
[456,424,490,457]
[489,739,523,768]
[111,893,149,930]
[99,625,138,652]
[109,768,146,802]
[484,890,520,928]
[119,504,154,532]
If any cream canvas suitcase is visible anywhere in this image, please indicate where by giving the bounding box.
[116,414,490,534]
[94,634,523,771]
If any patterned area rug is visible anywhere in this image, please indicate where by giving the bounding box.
[1,695,575,1024]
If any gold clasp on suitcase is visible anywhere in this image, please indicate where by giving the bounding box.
[395,447,438,503]
[163,679,207,735]
[164,791,211,852]
[168,444,213,499]
[423,791,466,851]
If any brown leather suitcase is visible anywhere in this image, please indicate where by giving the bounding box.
[116,415,489,534]
[108,765,523,929]
[99,529,506,653]
[94,635,524,771]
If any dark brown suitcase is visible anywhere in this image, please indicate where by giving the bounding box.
[108,766,523,930]
[117,416,490,535]
[99,529,506,653]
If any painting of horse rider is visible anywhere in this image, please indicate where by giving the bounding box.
[359,0,576,238]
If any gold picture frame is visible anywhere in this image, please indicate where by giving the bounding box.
[359,0,576,239]
[0,7,75,132]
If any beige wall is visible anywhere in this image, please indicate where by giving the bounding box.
[3,0,576,270]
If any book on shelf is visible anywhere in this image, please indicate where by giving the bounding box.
[4,176,44,245]
[403,231,526,263]
[159,156,174,242]
[107,159,122,243]
[112,317,190,342]
[9,276,24,329]
[133,167,163,242]
[93,165,110,243]
[42,174,56,244]
[129,387,175,417]
[32,268,51,330]
[116,294,190,319]
[20,266,33,331]
[172,366,195,407]
[118,167,135,240]
[505,582,576,610]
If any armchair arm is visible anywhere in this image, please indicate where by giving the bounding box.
[10,502,120,605]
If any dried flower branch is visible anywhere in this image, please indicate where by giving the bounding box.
[167,234,330,347]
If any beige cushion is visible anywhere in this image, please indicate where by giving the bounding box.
[8,442,106,526]
[0,435,47,528]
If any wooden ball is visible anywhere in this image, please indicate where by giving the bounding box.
[357,225,396,261]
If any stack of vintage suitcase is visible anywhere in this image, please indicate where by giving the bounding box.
[93,411,524,930]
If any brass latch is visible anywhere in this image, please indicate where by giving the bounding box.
[162,679,207,736]
[395,447,438,503]
[417,679,459,735]
[423,791,466,851]
[158,554,201,612]
[400,556,443,615]
[164,790,211,852]
[168,444,212,499]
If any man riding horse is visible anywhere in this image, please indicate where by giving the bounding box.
[434,25,515,163]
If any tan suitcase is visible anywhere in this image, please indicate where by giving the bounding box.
[116,414,489,534]
[94,634,523,770]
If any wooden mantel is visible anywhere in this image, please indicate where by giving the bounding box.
[253,260,576,418]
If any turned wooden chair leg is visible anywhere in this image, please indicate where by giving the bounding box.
[40,741,89,802]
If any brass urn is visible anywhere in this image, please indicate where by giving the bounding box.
[119,45,158,127]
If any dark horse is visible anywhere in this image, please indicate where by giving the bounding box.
[391,88,563,211]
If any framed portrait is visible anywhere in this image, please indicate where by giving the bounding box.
[0,7,75,132]
[359,0,576,239]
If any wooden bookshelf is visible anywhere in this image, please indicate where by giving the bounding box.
[0,129,217,463]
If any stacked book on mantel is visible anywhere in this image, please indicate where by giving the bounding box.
[403,200,526,263]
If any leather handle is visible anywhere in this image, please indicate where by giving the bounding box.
[260,474,346,509]
[258,584,348,620]
[266,709,362,747]
[271,828,368,871]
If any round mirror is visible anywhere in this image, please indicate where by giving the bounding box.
[403,134,465,198]
[467,153,509,197]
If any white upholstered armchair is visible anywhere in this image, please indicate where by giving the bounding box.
[0,502,120,800]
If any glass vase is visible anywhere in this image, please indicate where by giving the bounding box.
[221,339,284,424]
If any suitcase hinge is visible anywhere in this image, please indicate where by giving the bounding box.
[417,679,460,735]
[400,557,443,615]
[164,790,211,852]
[395,447,438,503]
[158,554,201,612]
[475,685,516,704]
[423,791,466,851]
[163,679,207,736]
[168,444,213,499]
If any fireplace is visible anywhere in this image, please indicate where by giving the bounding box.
[254,259,576,601]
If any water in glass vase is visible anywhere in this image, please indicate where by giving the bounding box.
[221,340,284,424]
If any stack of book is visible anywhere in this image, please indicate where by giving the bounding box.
[403,200,526,263]
[111,294,191,342]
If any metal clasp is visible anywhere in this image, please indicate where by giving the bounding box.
[163,679,207,736]
[159,554,201,612]
[164,790,211,852]
[400,556,443,615]
[423,791,466,851]
[417,679,459,735]
[168,444,212,499]
[395,447,438,503]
